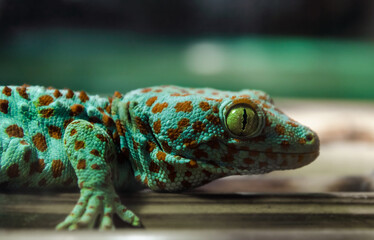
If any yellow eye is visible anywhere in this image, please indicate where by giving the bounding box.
[225,105,260,137]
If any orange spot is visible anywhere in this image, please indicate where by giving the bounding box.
[174,101,193,112]
[38,95,54,106]
[77,159,86,169]
[63,118,74,129]
[141,88,152,93]
[167,118,190,141]
[199,101,210,111]
[48,126,62,139]
[65,89,74,99]
[146,96,158,107]
[96,134,107,142]
[70,104,84,116]
[259,95,267,101]
[40,108,54,118]
[287,121,298,127]
[102,114,114,127]
[6,124,24,138]
[90,149,100,156]
[183,138,198,149]
[156,151,166,161]
[2,86,11,96]
[152,102,168,113]
[205,98,222,102]
[115,120,126,136]
[161,141,172,153]
[206,114,220,125]
[192,121,206,133]
[147,141,156,153]
[52,159,64,178]
[153,119,161,134]
[7,164,19,178]
[232,98,255,106]
[32,133,48,152]
[132,138,139,150]
[275,124,286,135]
[52,89,61,98]
[135,117,148,134]
[113,91,122,98]
[212,106,219,113]
[79,91,89,102]
[70,129,77,136]
[16,86,29,99]
[187,160,198,168]
[91,164,100,170]
[74,141,85,150]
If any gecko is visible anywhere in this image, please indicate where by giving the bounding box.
[0,84,319,230]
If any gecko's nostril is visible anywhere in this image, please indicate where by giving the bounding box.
[306,133,314,142]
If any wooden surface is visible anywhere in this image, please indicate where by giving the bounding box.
[1,191,374,239]
[1,191,374,229]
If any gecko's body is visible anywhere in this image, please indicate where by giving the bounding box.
[0,85,319,229]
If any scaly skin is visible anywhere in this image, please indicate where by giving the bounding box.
[0,84,319,229]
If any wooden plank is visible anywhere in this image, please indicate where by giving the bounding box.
[1,229,374,240]
[1,192,374,229]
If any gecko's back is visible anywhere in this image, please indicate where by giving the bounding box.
[0,85,115,189]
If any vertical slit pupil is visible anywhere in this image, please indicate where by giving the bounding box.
[242,108,247,130]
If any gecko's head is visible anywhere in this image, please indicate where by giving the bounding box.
[114,86,319,192]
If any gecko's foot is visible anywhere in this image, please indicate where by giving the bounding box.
[56,189,141,230]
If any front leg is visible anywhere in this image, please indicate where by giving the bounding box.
[56,120,140,230]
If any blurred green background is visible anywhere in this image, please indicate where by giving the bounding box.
[0,1,374,99]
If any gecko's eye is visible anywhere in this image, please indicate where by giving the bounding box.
[225,105,262,138]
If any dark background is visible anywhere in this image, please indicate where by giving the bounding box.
[1,0,374,98]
